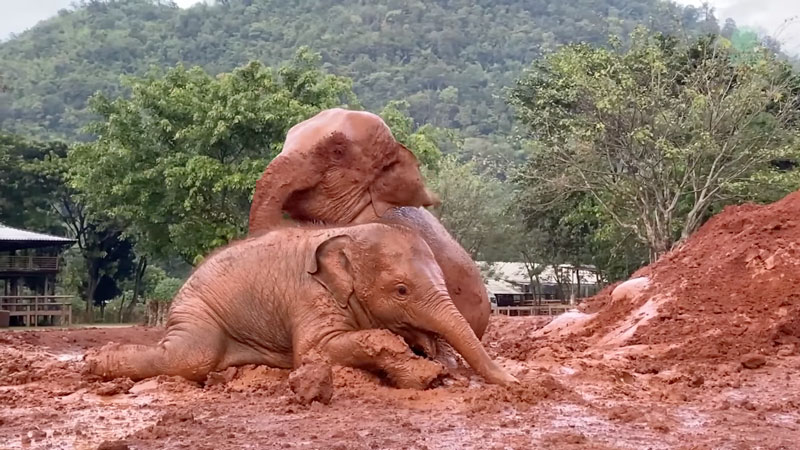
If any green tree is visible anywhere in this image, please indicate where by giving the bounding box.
[0,0,735,139]
[511,28,800,260]
[0,132,138,321]
[424,155,516,260]
[70,51,356,263]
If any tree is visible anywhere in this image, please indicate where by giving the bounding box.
[510,28,800,260]
[0,0,737,139]
[424,155,517,260]
[70,50,356,263]
[0,132,137,321]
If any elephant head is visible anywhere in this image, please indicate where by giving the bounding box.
[367,144,439,218]
[249,108,439,233]
[307,224,517,386]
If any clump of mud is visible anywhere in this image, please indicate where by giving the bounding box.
[571,189,800,363]
[288,353,334,405]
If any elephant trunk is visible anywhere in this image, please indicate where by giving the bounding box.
[419,296,518,385]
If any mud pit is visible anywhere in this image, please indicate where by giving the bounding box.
[1,318,799,450]
[4,191,800,449]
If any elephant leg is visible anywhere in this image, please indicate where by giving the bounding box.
[85,328,227,382]
[315,329,445,390]
[218,339,293,370]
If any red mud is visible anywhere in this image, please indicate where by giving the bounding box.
[3,192,800,448]
[573,189,800,363]
[2,317,800,449]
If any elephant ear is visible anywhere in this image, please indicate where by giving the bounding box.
[308,235,355,308]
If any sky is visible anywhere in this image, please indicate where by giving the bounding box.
[674,0,800,54]
[0,0,798,53]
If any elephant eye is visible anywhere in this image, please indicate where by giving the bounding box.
[396,284,409,296]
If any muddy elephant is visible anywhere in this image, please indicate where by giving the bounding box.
[85,223,517,389]
[248,108,439,232]
[377,207,490,340]
[248,108,491,340]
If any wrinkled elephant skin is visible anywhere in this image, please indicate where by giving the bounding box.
[248,108,438,233]
[85,224,517,389]
[247,109,490,341]
[378,207,490,340]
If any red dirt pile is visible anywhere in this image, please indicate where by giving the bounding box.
[578,189,800,362]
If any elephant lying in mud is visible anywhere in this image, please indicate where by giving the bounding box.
[85,223,518,389]
[248,108,490,340]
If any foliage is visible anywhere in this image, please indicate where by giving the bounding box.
[510,28,800,260]
[0,134,69,232]
[69,51,356,263]
[152,276,183,301]
[0,0,728,139]
[424,155,517,260]
[0,132,139,320]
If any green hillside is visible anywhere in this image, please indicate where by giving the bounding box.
[0,0,720,138]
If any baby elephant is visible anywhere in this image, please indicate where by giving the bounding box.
[85,223,517,389]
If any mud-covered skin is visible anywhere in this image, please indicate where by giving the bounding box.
[85,223,517,388]
[376,207,491,340]
[248,108,438,233]
[247,110,490,341]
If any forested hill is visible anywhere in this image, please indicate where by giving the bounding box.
[0,0,721,139]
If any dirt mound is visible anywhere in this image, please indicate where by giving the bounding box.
[580,189,800,362]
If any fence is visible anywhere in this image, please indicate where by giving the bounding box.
[0,255,60,272]
[0,295,72,326]
[491,304,573,316]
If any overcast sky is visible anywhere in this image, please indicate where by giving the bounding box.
[0,0,798,53]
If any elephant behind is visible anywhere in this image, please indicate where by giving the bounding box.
[248,108,491,340]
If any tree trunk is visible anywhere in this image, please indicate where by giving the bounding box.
[84,263,99,323]
[121,256,147,323]
[145,299,169,327]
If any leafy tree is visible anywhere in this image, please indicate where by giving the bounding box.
[510,28,800,260]
[424,155,517,260]
[69,51,356,263]
[0,0,735,139]
[0,132,138,321]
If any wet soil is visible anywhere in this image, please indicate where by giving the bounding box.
[2,318,799,450]
[4,191,800,449]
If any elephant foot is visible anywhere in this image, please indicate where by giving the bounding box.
[288,357,334,405]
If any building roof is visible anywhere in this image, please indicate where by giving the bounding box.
[477,261,600,286]
[484,278,522,296]
[0,224,76,251]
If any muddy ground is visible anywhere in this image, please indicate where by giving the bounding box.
[1,318,799,450]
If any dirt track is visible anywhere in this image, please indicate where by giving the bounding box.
[1,319,799,450]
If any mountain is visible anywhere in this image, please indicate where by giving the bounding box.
[0,0,721,139]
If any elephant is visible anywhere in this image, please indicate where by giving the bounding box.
[248,108,491,340]
[248,108,439,232]
[377,207,490,340]
[84,223,518,389]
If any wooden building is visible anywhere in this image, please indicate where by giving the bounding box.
[0,225,75,327]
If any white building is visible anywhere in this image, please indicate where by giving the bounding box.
[477,261,602,306]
